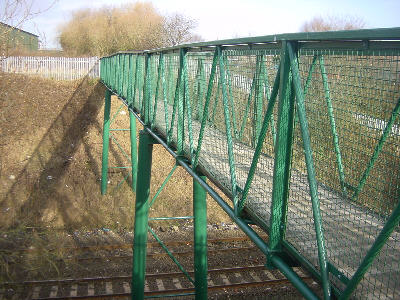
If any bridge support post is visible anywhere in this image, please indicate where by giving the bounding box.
[101,89,111,195]
[193,173,208,299]
[132,130,154,300]
[268,41,295,256]
[129,110,137,192]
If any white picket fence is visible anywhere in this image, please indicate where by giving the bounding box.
[0,56,100,80]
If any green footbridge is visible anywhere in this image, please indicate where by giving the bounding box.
[99,28,400,299]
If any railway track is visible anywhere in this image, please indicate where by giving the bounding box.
[1,236,313,299]
[1,265,313,299]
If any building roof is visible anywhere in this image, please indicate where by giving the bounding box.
[0,22,39,37]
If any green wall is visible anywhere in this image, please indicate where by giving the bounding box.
[0,23,39,52]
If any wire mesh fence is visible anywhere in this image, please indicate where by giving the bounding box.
[99,28,400,299]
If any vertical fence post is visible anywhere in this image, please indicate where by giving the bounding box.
[193,173,208,300]
[101,89,112,195]
[130,111,138,192]
[132,130,154,300]
[268,41,295,254]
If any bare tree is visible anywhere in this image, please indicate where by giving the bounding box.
[0,0,57,55]
[161,13,202,47]
[300,15,366,32]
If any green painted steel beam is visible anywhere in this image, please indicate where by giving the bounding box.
[193,173,208,299]
[101,89,112,195]
[132,130,154,300]
[288,42,331,300]
[268,41,295,252]
[130,110,138,192]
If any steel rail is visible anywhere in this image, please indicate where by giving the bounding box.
[3,266,313,300]
[5,265,284,285]
[22,279,311,300]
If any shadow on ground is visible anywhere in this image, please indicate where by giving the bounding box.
[0,74,134,230]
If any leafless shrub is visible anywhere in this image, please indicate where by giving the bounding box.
[58,2,201,56]
[300,15,366,32]
[161,13,202,47]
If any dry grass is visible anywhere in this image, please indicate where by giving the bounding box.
[0,72,230,231]
[0,72,231,281]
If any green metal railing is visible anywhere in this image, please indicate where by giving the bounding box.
[100,27,400,300]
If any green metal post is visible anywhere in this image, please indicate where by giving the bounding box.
[268,41,295,252]
[101,89,112,195]
[193,173,208,300]
[130,111,138,192]
[132,130,154,300]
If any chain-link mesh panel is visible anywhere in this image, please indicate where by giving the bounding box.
[285,48,400,298]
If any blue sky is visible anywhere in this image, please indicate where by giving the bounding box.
[10,0,400,48]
